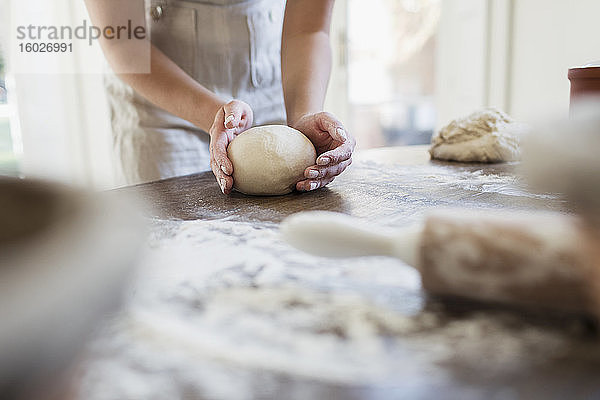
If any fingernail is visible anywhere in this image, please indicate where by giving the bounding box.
[224,114,235,127]
[317,157,331,166]
[220,178,227,194]
[336,127,347,142]
[309,182,319,191]
[307,169,319,179]
[220,165,229,175]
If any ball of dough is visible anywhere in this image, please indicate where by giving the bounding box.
[227,125,317,196]
[429,108,528,163]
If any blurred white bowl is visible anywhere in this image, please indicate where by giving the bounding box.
[521,98,600,226]
[0,177,144,398]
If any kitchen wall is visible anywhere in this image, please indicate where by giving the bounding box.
[436,0,600,127]
[509,0,600,120]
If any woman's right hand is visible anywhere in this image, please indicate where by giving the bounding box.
[209,100,254,194]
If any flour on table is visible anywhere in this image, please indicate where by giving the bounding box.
[74,219,589,400]
[430,108,527,163]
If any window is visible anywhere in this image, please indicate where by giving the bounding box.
[328,0,441,149]
[0,54,5,103]
[0,49,20,177]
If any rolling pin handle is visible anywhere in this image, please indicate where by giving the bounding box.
[280,211,396,258]
[280,211,424,270]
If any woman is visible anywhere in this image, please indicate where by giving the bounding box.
[85,0,355,193]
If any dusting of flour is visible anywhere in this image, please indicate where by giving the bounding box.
[430,108,527,163]
[74,219,595,400]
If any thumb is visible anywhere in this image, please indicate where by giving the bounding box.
[316,112,348,143]
[223,100,253,130]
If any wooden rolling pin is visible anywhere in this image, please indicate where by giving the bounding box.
[281,209,599,316]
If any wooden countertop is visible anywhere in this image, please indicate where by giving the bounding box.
[102,145,600,400]
[120,145,567,223]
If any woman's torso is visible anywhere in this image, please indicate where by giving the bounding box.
[145,0,287,125]
[105,0,287,184]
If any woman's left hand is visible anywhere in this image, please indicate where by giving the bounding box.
[291,112,356,191]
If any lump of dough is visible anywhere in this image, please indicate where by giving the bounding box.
[227,125,317,196]
[429,108,528,163]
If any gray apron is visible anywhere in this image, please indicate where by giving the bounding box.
[106,0,287,185]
